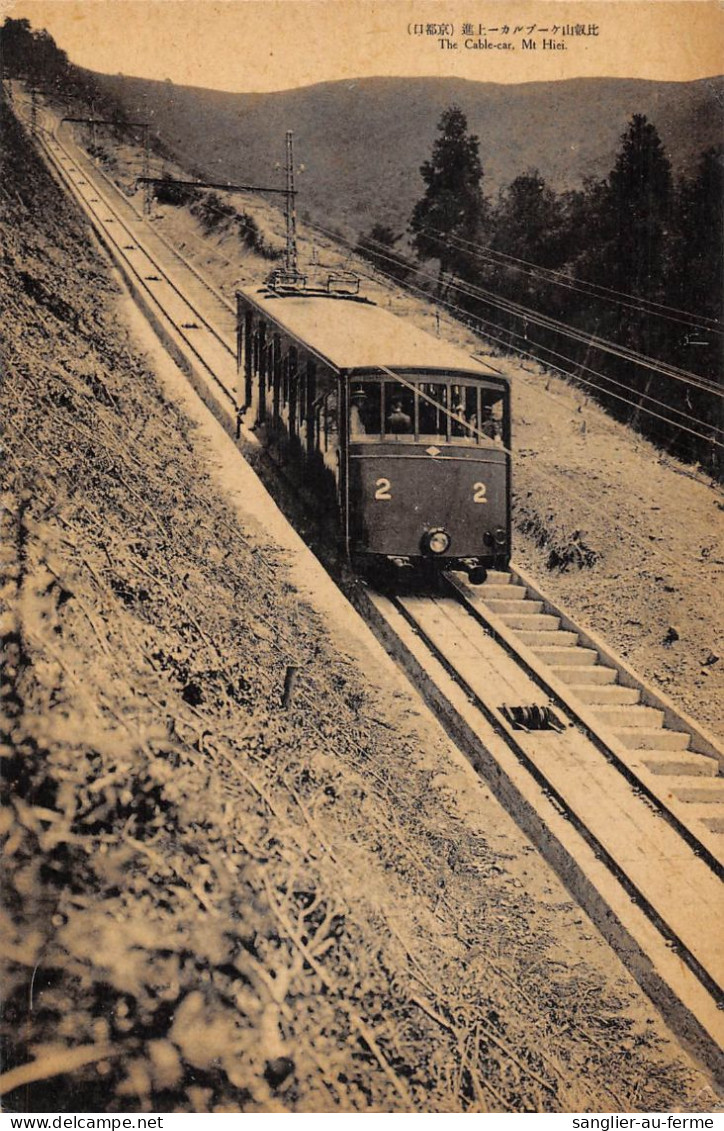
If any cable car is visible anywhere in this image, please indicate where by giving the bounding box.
[236,274,511,582]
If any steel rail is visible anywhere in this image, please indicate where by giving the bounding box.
[45,128,238,408]
[388,589,721,1000]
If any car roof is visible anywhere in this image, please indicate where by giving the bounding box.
[237,285,509,384]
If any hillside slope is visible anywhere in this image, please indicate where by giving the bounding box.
[5,100,722,1112]
[122,169,723,744]
[95,72,724,231]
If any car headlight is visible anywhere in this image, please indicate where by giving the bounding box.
[424,528,451,555]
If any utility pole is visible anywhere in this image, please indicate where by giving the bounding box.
[142,125,151,216]
[30,86,37,134]
[284,130,298,276]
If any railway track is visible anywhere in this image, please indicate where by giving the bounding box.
[36,112,240,423]
[365,571,723,1070]
[24,97,724,1076]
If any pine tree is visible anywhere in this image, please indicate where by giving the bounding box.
[674,145,723,323]
[409,106,484,290]
[489,170,567,314]
[667,145,724,391]
[602,114,673,298]
[492,170,564,269]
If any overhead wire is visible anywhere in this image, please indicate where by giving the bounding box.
[465,306,724,450]
[440,236,719,335]
[486,327,724,439]
[313,219,723,398]
[466,312,724,451]
[309,214,724,410]
[474,338,723,449]
[305,218,723,450]
[403,233,724,398]
[425,267,724,437]
[430,226,723,332]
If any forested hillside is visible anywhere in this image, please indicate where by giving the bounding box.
[94,71,723,235]
[382,105,722,475]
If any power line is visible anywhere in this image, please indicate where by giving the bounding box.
[366,230,724,399]
[450,269,723,398]
[443,235,720,335]
[472,321,724,448]
[328,221,724,401]
[430,226,723,333]
[306,219,723,449]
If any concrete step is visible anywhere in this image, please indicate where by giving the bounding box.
[480,584,528,601]
[684,805,724,834]
[551,664,617,685]
[485,599,544,616]
[485,570,512,585]
[569,684,640,706]
[639,751,720,777]
[594,705,665,729]
[500,612,560,631]
[519,629,579,648]
[614,728,691,752]
[535,646,599,667]
[664,777,724,802]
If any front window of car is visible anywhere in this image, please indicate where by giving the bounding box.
[349,377,505,444]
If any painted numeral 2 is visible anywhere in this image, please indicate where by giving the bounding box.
[473,482,488,503]
[375,477,392,500]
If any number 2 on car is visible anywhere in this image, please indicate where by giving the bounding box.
[473,482,488,503]
[375,478,392,500]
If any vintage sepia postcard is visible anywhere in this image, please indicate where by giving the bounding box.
[1,0,723,1118]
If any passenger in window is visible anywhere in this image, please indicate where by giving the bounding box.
[386,400,412,433]
[350,387,368,436]
[481,406,498,440]
[451,398,467,437]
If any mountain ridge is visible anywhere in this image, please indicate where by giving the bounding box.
[94,71,724,233]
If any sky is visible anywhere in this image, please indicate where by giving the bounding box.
[2,0,723,93]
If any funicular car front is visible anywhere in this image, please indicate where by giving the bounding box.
[346,370,510,576]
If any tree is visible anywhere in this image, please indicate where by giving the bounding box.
[666,145,724,392]
[409,105,484,290]
[673,145,723,324]
[1,18,34,77]
[597,114,673,299]
[492,171,564,267]
[1,18,68,83]
[355,223,409,281]
[609,114,672,219]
